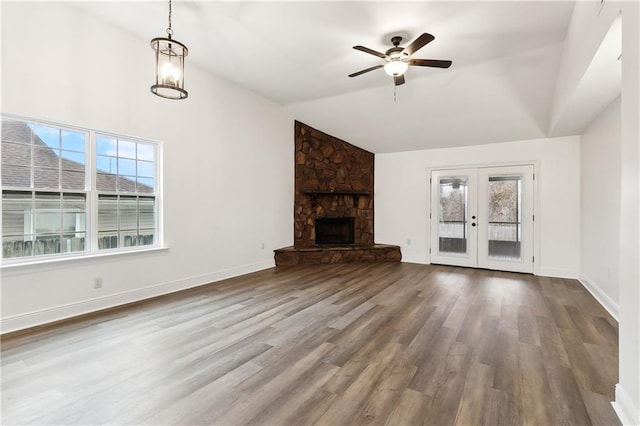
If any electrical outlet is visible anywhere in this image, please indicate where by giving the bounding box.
[94,278,103,289]
[261,243,265,250]
[406,239,411,245]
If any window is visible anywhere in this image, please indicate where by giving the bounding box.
[1,115,161,262]
[94,135,157,250]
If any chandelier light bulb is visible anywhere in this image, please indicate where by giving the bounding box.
[161,62,181,86]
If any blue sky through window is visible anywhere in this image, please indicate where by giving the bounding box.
[28,123,86,166]
[61,131,85,152]
[28,123,59,149]
[95,136,155,191]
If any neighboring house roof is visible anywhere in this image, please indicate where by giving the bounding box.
[1,120,152,193]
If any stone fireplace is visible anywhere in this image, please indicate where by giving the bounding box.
[274,121,401,265]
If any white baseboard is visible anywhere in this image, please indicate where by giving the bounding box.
[402,259,582,279]
[0,260,275,334]
[579,273,619,321]
[401,255,429,264]
[613,383,640,426]
[536,267,578,279]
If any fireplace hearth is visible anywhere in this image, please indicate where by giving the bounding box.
[315,217,355,245]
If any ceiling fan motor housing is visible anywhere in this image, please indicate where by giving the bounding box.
[386,37,407,60]
[385,47,406,60]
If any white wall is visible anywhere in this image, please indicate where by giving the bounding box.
[580,97,621,319]
[617,2,640,424]
[0,3,294,332]
[375,135,581,278]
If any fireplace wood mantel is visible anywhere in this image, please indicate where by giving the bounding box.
[301,190,371,196]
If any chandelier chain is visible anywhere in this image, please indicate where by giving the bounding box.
[166,0,173,37]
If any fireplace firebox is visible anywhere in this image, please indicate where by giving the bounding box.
[315,217,355,245]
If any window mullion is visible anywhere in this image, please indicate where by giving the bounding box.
[89,130,98,253]
[30,191,36,255]
[59,192,63,253]
[30,125,35,189]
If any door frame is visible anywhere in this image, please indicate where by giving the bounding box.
[427,161,540,275]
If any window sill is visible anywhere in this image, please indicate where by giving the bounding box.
[1,246,170,270]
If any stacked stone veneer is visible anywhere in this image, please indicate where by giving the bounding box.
[294,121,374,247]
[274,121,401,265]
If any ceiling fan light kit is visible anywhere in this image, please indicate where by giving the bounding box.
[384,60,409,76]
[349,33,452,88]
[151,0,189,100]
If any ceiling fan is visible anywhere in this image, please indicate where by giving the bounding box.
[348,33,452,86]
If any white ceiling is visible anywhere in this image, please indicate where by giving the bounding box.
[74,1,621,153]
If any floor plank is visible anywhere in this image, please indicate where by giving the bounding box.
[0,263,620,425]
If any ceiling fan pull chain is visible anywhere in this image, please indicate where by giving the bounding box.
[394,84,397,102]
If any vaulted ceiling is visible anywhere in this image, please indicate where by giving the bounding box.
[74,1,621,153]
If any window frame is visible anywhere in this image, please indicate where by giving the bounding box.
[1,113,163,266]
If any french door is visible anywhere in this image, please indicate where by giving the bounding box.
[429,165,534,273]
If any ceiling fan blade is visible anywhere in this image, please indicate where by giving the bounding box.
[348,64,384,77]
[394,74,406,86]
[353,45,388,59]
[408,58,452,68]
[402,33,435,56]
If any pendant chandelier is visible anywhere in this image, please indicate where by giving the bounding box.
[150,0,188,100]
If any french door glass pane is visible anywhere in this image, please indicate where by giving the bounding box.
[438,177,468,254]
[487,175,522,260]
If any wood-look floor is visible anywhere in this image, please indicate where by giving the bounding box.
[1,263,620,425]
